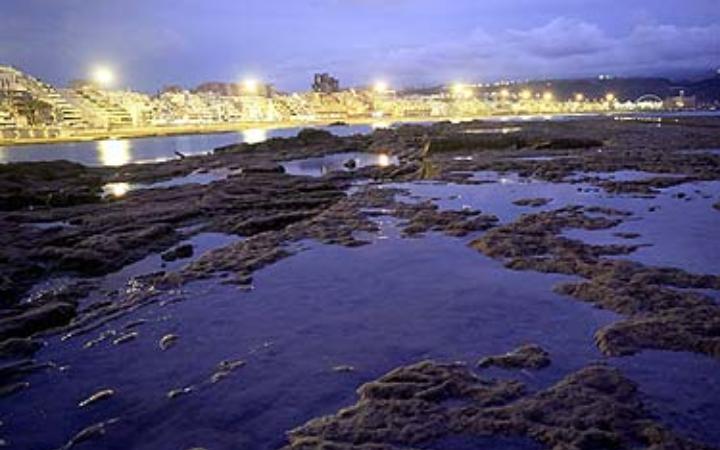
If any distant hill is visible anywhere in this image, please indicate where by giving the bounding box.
[400,75,720,105]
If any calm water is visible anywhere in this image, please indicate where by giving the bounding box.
[0,125,375,167]
[3,173,720,449]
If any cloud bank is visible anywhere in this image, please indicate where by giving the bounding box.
[310,18,720,88]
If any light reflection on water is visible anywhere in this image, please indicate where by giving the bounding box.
[242,128,268,145]
[98,139,132,166]
[104,182,131,198]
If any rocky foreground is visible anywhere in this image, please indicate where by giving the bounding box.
[1,117,720,449]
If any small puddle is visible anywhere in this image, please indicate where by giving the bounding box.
[281,152,399,177]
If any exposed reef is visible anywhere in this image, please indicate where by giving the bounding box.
[470,206,720,358]
[282,349,713,450]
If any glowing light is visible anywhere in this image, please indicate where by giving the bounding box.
[242,127,268,144]
[373,80,389,94]
[92,66,115,87]
[377,153,391,167]
[104,182,131,198]
[575,93,585,102]
[499,89,511,99]
[605,93,616,102]
[451,83,472,98]
[519,90,532,100]
[98,139,131,166]
[542,92,554,102]
[243,78,259,94]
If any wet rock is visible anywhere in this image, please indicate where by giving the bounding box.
[297,128,335,143]
[167,386,193,399]
[84,330,116,349]
[112,332,138,345]
[0,381,30,397]
[0,301,77,341]
[0,160,103,211]
[161,244,194,262]
[242,164,286,174]
[123,319,147,329]
[512,198,552,207]
[282,360,711,450]
[599,176,694,195]
[343,159,357,170]
[78,388,115,407]
[477,344,550,370]
[714,201,720,211]
[159,334,179,350]
[533,137,604,150]
[613,232,641,239]
[210,359,245,384]
[60,417,119,450]
[332,365,356,373]
[0,359,52,397]
[398,202,498,238]
[428,134,530,154]
[0,337,43,359]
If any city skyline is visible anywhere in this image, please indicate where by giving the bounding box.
[1,0,719,92]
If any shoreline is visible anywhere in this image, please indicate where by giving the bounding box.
[1,109,714,148]
[0,117,445,147]
[0,111,678,148]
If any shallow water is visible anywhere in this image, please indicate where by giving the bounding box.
[612,350,720,445]
[3,172,719,449]
[4,221,618,449]
[281,152,399,177]
[392,175,720,274]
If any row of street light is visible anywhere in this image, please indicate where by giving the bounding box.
[89,67,617,103]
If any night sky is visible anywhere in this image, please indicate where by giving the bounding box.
[1,0,718,91]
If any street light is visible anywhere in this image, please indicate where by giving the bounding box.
[519,90,532,100]
[575,93,585,102]
[243,78,259,95]
[605,93,616,103]
[451,83,471,99]
[373,80,389,94]
[92,66,115,88]
[542,91,554,102]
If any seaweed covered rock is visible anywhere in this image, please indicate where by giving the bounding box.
[281,360,713,450]
[512,198,552,207]
[0,161,104,211]
[477,344,550,370]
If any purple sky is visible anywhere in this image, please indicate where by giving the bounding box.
[1,0,718,91]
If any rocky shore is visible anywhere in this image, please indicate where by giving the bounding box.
[1,115,719,449]
[283,347,713,450]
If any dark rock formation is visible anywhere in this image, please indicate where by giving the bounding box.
[161,244,194,262]
[477,344,550,370]
[512,198,552,207]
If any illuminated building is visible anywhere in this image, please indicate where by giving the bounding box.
[312,73,340,94]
